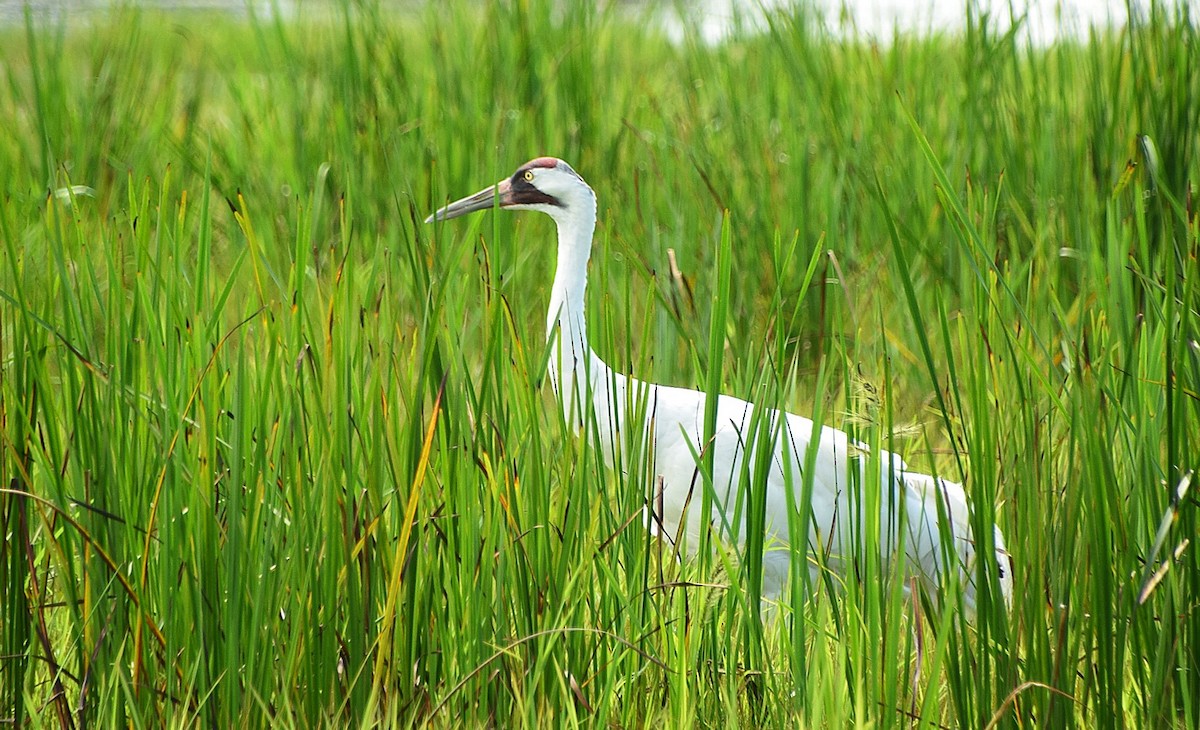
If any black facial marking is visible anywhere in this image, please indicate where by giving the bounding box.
[511,172,563,208]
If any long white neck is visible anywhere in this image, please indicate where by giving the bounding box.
[545,195,607,425]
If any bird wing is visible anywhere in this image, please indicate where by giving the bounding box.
[606,377,1011,609]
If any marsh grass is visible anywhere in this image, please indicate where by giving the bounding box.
[1,1,1197,727]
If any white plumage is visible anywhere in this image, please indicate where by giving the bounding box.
[428,156,1013,618]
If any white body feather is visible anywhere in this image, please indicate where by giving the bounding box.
[557,348,1012,616]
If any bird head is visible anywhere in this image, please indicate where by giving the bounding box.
[425,157,594,224]
[961,525,1015,619]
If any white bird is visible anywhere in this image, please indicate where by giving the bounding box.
[427,157,1013,618]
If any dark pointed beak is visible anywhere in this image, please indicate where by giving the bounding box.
[424,178,514,223]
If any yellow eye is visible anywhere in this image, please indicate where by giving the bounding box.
[523,170,535,182]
